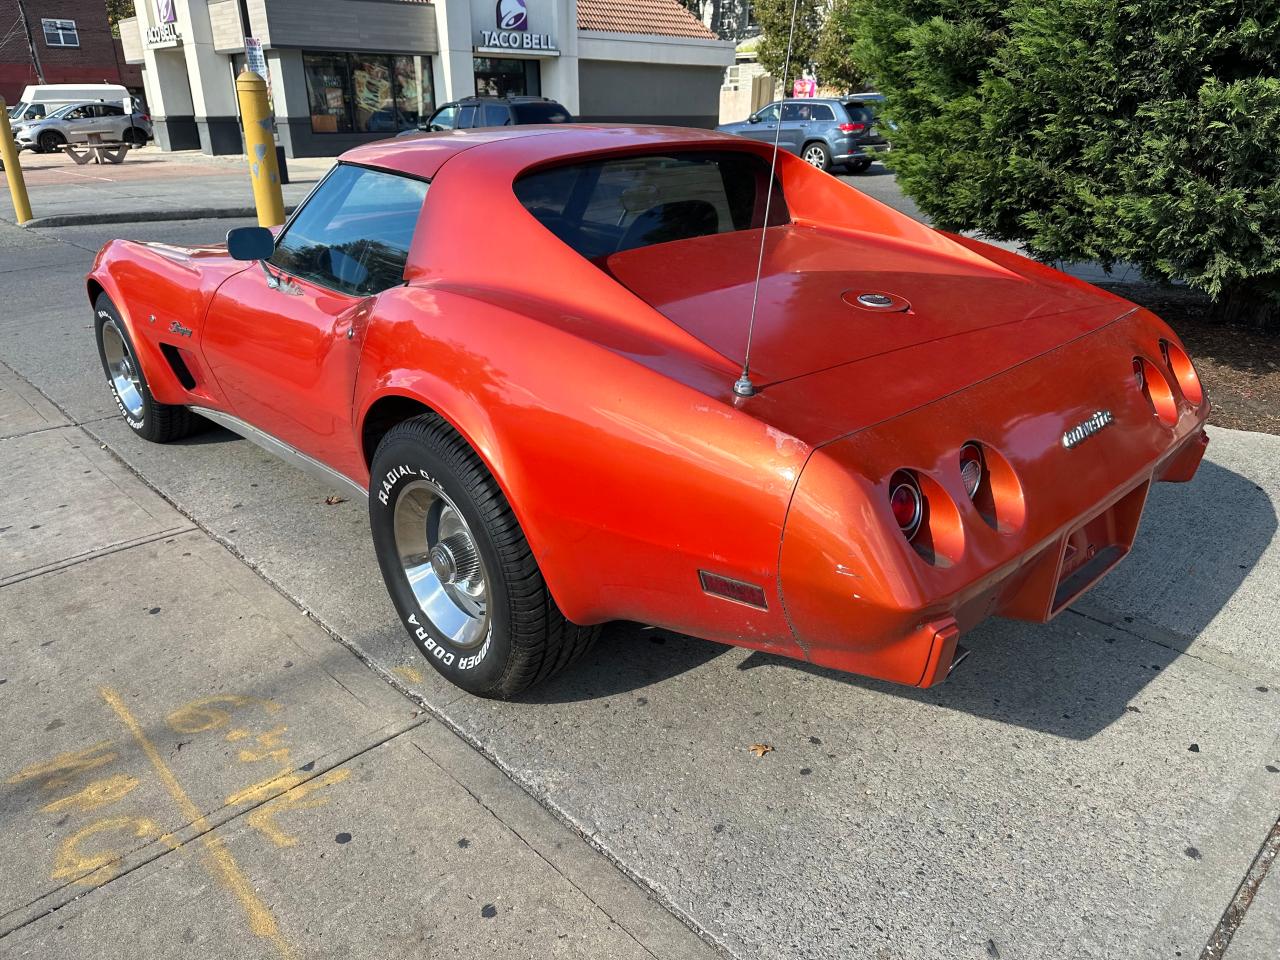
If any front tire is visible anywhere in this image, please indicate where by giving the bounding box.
[94,294,197,443]
[802,141,831,171]
[370,415,599,698]
[37,130,65,154]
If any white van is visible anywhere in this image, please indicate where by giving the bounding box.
[7,84,133,122]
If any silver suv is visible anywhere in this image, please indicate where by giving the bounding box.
[13,101,152,154]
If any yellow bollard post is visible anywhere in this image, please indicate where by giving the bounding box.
[235,70,285,228]
[0,98,34,225]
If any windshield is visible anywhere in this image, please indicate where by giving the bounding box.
[511,102,571,124]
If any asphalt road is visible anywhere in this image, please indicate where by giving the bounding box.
[1,201,1277,960]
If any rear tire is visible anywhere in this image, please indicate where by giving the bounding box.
[122,127,147,146]
[94,294,198,443]
[370,415,599,699]
[847,158,873,174]
[37,130,65,154]
[802,141,831,171]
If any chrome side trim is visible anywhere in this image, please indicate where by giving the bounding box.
[188,406,368,500]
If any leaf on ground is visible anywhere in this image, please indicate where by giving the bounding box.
[748,743,774,758]
[324,495,348,505]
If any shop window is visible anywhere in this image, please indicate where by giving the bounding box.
[472,57,540,98]
[303,52,435,135]
[42,19,79,47]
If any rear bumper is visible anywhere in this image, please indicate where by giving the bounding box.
[778,308,1211,688]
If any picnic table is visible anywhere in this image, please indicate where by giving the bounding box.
[58,133,131,165]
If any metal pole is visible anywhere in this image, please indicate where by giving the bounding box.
[235,69,285,227]
[0,99,35,225]
[14,0,45,84]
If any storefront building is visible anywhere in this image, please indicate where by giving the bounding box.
[117,0,733,158]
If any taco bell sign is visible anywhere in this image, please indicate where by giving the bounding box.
[496,0,526,30]
[478,0,557,53]
[146,0,181,44]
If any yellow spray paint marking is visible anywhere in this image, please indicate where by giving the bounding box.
[225,770,304,808]
[225,728,251,742]
[101,688,296,960]
[40,773,140,814]
[246,769,351,848]
[51,815,167,885]
[237,725,290,765]
[167,695,280,734]
[392,665,424,684]
[6,741,117,792]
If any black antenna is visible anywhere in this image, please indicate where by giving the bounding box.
[733,0,802,399]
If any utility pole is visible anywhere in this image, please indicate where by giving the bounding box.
[14,0,45,84]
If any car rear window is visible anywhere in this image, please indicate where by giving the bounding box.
[514,151,789,260]
[511,102,571,124]
[842,103,875,125]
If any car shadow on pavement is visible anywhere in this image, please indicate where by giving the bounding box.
[525,460,1275,739]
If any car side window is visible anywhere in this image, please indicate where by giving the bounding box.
[482,102,509,126]
[755,103,779,123]
[429,105,459,131]
[809,104,834,122]
[270,164,428,296]
[781,103,812,122]
[65,106,92,120]
[97,104,125,117]
[456,104,478,128]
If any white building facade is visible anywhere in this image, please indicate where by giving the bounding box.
[117,0,733,157]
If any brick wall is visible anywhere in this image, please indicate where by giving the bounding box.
[0,0,141,104]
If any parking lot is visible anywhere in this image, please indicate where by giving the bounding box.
[1,178,1278,959]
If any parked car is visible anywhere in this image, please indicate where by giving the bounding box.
[7,83,132,123]
[86,126,1209,699]
[14,101,152,154]
[717,97,889,172]
[403,96,572,134]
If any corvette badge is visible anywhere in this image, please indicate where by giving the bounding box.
[1062,410,1115,448]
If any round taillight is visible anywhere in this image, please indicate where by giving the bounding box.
[1161,338,1203,406]
[1133,356,1179,426]
[959,443,984,499]
[889,472,923,540]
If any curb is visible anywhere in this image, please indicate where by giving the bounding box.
[15,205,297,229]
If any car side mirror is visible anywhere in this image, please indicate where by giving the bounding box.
[226,226,275,262]
[748,115,761,124]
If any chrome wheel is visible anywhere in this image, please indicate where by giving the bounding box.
[393,478,489,648]
[803,145,827,168]
[100,319,145,420]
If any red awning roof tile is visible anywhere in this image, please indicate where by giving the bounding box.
[577,0,720,40]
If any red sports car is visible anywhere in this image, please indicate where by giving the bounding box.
[87,126,1209,698]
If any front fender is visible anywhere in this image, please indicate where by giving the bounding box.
[88,238,246,408]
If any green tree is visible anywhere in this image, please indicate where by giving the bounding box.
[753,0,825,82]
[816,0,866,92]
[847,0,1280,327]
[104,0,136,37]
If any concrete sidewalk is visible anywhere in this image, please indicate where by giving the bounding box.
[0,148,333,228]
[0,362,715,960]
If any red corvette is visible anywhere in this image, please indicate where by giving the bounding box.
[87,126,1209,698]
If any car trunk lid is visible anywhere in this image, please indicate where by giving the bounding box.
[603,223,1111,386]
